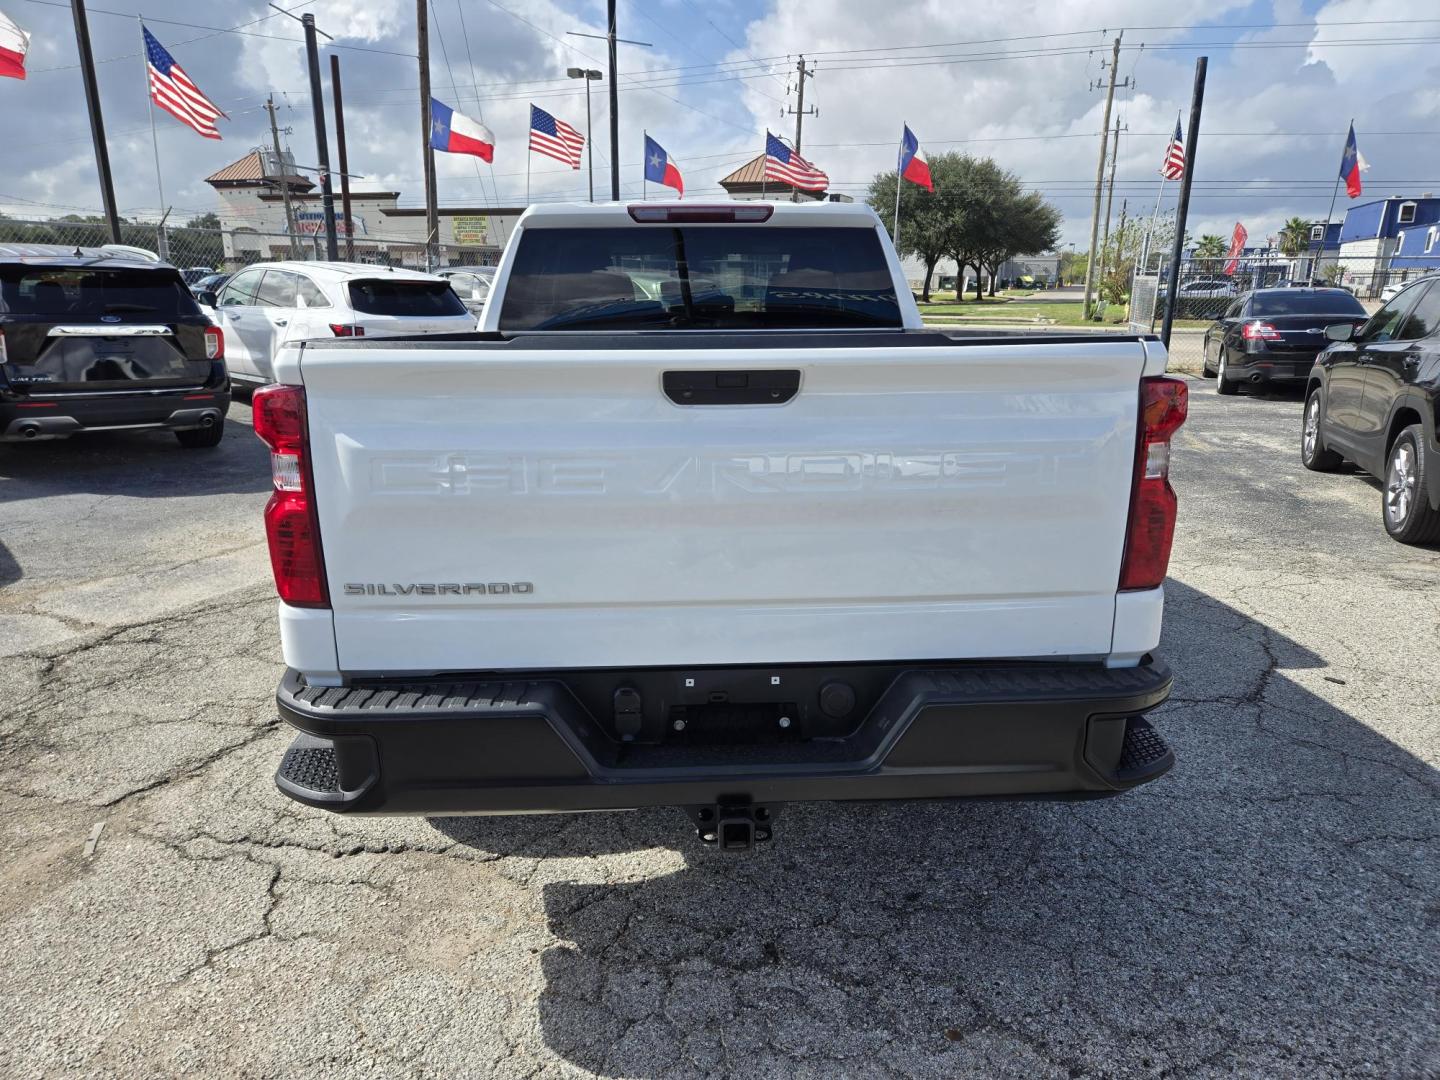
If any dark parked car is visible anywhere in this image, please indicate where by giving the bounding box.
[1302,275,1440,543]
[0,244,229,447]
[190,271,230,296]
[1203,287,1369,394]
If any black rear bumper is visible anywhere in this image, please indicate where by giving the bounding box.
[0,380,229,441]
[1226,354,1318,383]
[274,658,1175,816]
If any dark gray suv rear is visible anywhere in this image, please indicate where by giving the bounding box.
[0,245,230,447]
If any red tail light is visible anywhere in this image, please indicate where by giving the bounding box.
[252,384,329,607]
[329,323,365,337]
[1242,321,1281,341]
[204,325,224,360]
[1119,376,1188,591]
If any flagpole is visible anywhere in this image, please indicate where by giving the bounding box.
[892,123,904,250]
[761,131,767,201]
[137,17,168,261]
[1141,178,1166,270]
[642,129,647,201]
[1310,118,1350,287]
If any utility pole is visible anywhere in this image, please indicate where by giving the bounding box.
[301,13,338,259]
[1082,33,1125,320]
[1095,117,1124,310]
[417,0,439,266]
[266,97,301,257]
[72,0,121,242]
[1161,57,1207,349]
[787,55,817,202]
[330,55,354,261]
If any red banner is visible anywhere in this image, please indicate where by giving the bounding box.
[1223,222,1248,276]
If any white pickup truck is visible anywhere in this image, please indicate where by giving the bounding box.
[256,202,1188,849]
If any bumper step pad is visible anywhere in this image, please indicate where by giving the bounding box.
[1116,716,1173,783]
[279,740,340,794]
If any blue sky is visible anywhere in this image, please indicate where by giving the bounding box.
[3,0,1438,247]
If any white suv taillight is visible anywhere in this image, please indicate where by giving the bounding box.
[1119,377,1188,591]
[204,325,224,360]
[252,384,329,608]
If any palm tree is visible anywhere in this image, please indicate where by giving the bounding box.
[1194,234,1227,260]
[1278,217,1312,257]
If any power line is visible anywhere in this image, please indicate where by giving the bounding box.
[18,0,416,57]
[628,3,785,107]
[677,0,790,95]
[479,0,759,136]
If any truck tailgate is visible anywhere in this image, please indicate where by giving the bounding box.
[298,335,1147,672]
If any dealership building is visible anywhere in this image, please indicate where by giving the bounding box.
[204,150,522,269]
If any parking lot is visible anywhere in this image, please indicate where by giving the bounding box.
[1,379,1436,1078]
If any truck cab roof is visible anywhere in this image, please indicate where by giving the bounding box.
[514,201,887,229]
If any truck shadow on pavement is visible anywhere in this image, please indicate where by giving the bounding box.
[432,579,1438,1077]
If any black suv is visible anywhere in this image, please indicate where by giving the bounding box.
[1302,274,1440,543]
[0,244,229,448]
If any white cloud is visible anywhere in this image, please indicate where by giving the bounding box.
[3,0,1438,249]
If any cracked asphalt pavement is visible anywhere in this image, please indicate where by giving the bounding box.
[1,380,1436,1078]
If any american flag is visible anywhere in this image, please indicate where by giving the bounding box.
[529,104,584,168]
[144,26,225,140]
[1161,117,1185,180]
[764,131,828,191]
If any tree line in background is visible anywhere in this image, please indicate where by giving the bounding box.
[868,152,1062,302]
[0,211,225,268]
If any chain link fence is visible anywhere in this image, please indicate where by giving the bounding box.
[0,216,502,277]
[1126,256,1400,374]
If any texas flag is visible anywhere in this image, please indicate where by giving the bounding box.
[643,134,684,197]
[0,10,30,80]
[899,125,933,191]
[430,98,494,162]
[1340,123,1368,199]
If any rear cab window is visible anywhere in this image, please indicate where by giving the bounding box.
[498,225,902,331]
[0,265,200,319]
[348,279,468,317]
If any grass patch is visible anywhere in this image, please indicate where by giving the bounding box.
[920,300,1128,325]
[917,298,1210,330]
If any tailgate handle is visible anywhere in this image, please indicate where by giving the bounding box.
[663,370,800,406]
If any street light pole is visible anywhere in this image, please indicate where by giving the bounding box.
[567,68,602,203]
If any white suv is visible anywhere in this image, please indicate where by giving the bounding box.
[199,262,477,386]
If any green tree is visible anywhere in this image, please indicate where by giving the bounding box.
[1194,234,1227,259]
[869,166,951,302]
[978,188,1061,295]
[185,212,221,232]
[1058,249,1086,285]
[1278,217,1312,257]
[869,152,1063,302]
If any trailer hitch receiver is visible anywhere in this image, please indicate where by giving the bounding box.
[684,801,780,850]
